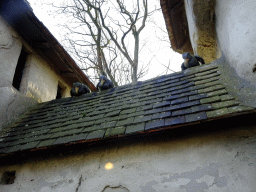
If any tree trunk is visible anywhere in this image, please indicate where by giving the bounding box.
[96,29,105,76]
[132,32,139,83]
[101,49,119,86]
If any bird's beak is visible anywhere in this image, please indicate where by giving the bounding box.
[101,79,105,85]
[75,87,79,94]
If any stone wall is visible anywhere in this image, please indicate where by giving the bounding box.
[184,0,220,64]
[0,125,255,192]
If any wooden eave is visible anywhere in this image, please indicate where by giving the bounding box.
[160,0,193,54]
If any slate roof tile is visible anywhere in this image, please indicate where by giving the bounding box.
[152,111,171,119]
[169,104,184,111]
[165,95,180,100]
[189,94,208,101]
[126,111,145,117]
[153,101,171,108]
[0,147,9,154]
[145,119,165,130]
[111,115,128,121]
[136,104,153,111]
[100,121,117,129]
[179,90,198,97]
[165,116,186,126]
[120,108,137,115]
[211,100,239,109]
[207,89,228,97]
[133,115,152,124]
[191,81,220,92]
[191,104,213,113]
[105,127,126,137]
[53,135,81,145]
[206,108,230,118]
[180,100,200,108]
[0,63,255,155]
[36,139,57,148]
[194,68,218,77]
[49,127,65,133]
[171,97,188,105]
[200,96,221,104]
[0,141,14,149]
[172,108,192,116]
[50,128,84,139]
[116,117,135,127]
[6,145,22,153]
[228,105,254,113]
[198,85,225,94]
[83,125,101,133]
[185,112,208,122]
[86,130,105,140]
[69,133,90,143]
[145,108,163,115]
[193,75,220,85]
[74,121,96,128]
[176,87,195,95]
[105,110,121,117]
[220,94,235,101]
[20,141,41,151]
[125,123,145,134]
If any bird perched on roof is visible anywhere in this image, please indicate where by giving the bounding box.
[181,52,205,71]
[70,82,90,98]
[96,75,114,91]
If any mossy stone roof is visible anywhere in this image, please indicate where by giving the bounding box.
[0,63,255,156]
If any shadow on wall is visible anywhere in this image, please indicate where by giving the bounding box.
[217,55,256,108]
[102,185,130,192]
[0,86,38,131]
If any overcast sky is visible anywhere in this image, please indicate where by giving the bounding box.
[28,0,183,82]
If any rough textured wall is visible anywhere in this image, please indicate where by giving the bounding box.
[0,87,37,132]
[0,16,22,87]
[0,126,256,192]
[19,54,71,102]
[0,16,37,130]
[0,16,71,130]
[184,0,220,63]
[215,0,256,87]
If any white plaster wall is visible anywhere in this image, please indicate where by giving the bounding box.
[0,16,36,129]
[0,126,256,192]
[0,87,37,129]
[215,0,256,86]
[0,16,22,87]
[20,54,71,102]
[0,15,72,129]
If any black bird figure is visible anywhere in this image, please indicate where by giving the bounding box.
[96,75,114,91]
[70,82,90,98]
[181,52,205,71]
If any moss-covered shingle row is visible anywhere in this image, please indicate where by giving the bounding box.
[0,63,254,155]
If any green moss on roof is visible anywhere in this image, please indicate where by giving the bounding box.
[0,63,255,156]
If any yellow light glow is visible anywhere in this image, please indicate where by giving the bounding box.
[105,162,114,170]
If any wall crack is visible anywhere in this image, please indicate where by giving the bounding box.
[75,175,83,192]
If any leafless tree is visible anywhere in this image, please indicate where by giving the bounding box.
[52,0,154,85]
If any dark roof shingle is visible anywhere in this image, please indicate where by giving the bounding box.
[0,63,255,156]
